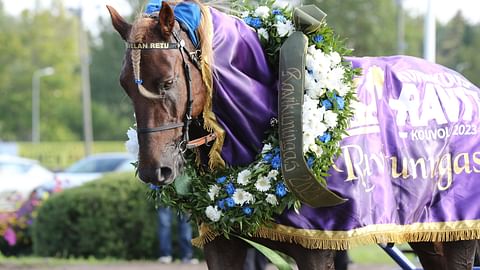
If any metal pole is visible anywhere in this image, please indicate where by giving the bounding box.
[32,73,40,143]
[32,67,55,143]
[396,0,406,54]
[77,6,94,155]
[424,0,436,62]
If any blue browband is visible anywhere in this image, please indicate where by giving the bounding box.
[145,0,201,48]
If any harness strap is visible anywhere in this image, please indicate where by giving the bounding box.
[186,132,217,149]
[137,123,184,134]
[173,31,194,146]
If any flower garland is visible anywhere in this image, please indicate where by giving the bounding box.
[126,0,359,235]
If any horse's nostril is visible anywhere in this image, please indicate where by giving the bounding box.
[156,167,173,181]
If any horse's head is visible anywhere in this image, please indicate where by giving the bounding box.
[107,2,207,185]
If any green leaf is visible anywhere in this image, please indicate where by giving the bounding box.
[236,236,293,270]
[174,173,192,196]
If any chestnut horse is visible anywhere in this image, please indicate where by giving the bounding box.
[107,1,477,269]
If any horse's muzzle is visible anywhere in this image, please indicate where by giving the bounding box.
[138,167,175,185]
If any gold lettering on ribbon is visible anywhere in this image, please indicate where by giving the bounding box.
[280,67,302,173]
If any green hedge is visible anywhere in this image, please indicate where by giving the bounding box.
[32,173,158,259]
[18,141,126,170]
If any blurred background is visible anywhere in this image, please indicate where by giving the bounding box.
[0,0,479,268]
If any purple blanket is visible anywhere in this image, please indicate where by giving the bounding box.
[208,8,480,247]
[271,56,480,247]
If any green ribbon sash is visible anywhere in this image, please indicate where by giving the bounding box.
[278,28,347,207]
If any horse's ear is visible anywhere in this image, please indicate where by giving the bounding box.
[158,2,175,38]
[106,5,132,41]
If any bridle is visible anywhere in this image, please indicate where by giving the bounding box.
[131,19,216,151]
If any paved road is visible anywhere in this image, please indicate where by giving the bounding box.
[0,261,401,270]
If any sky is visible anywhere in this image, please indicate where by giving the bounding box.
[3,0,479,33]
[403,0,480,24]
[3,0,132,33]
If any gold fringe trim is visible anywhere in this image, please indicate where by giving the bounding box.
[192,224,220,248]
[197,4,226,170]
[193,220,480,250]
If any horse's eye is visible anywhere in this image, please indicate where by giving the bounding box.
[163,79,174,90]
[158,78,176,91]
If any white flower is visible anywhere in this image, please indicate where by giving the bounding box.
[233,189,255,205]
[266,194,278,205]
[208,185,221,201]
[261,143,272,153]
[205,206,222,222]
[304,72,316,91]
[125,127,139,157]
[267,170,279,179]
[275,20,294,37]
[254,6,270,18]
[240,11,250,18]
[255,176,271,192]
[272,0,290,10]
[309,143,324,157]
[325,66,345,91]
[324,110,338,128]
[236,169,251,186]
[330,51,342,65]
[257,28,269,41]
[303,130,316,154]
[336,83,351,97]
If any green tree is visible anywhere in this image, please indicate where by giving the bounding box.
[437,11,480,86]
[89,18,134,141]
[0,1,85,141]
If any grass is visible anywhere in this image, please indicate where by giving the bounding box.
[0,255,122,267]
[1,244,421,267]
[349,243,420,265]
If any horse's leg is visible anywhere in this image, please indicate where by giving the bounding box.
[409,241,447,270]
[203,235,248,270]
[410,240,477,270]
[251,237,335,270]
[442,240,476,270]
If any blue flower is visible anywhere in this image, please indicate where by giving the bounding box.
[272,9,282,15]
[306,156,315,168]
[318,132,331,143]
[225,197,235,208]
[244,17,262,29]
[313,34,324,43]
[273,147,280,154]
[263,153,273,163]
[271,154,281,170]
[335,95,345,110]
[225,182,236,195]
[216,176,227,184]
[217,199,226,210]
[149,184,160,191]
[243,206,253,216]
[275,183,287,198]
[321,99,333,110]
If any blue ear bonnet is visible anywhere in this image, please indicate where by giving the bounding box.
[145,0,201,48]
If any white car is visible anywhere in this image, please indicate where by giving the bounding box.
[54,152,136,188]
[0,155,54,211]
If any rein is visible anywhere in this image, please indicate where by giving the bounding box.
[132,22,215,150]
